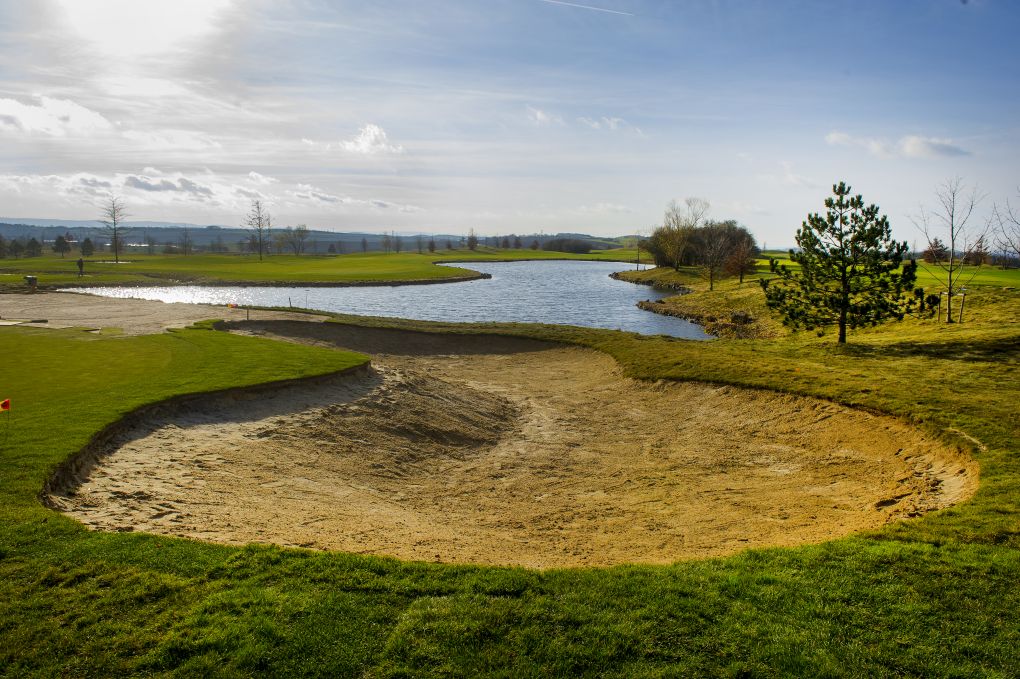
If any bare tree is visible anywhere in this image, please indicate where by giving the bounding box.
[912,178,986,323]
[392,231,403,253]
[724,225,759,283]
[659,197,709,270]
[695,221,735,290]
[99,196,129,263]
[992,189,1020,267]
[416,234,425,254]
[281,224,310,255]
[179,225,193,255]
[245,199,271,261]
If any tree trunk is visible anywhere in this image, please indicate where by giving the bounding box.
[838,276,849,343]
[945,255,954,323]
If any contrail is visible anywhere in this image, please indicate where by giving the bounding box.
[536,0,634,16]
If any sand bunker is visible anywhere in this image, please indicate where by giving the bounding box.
[0,291,324,335]
[47,322,977,568]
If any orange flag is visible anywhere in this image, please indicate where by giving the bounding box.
[0,399,9,411]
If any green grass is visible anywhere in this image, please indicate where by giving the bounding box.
[615,256,1020,338]
[0,247,641,290]
[759,250,1020,290]
[1,262,1019,675]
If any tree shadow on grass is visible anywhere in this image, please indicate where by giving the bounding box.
[222,319,562,357]
[840,335,1020,363]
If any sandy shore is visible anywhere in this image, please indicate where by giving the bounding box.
[0,291,325,334]
[42,315,978,568]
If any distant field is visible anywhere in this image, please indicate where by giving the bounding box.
[760,250,1020,288]
[0,247,642,290]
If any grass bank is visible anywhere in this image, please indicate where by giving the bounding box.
[615,253,1020,339]
[0,247,640,291]
[1,263,1019,675]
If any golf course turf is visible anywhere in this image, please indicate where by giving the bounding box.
[0,248,642,291]
[0,259,1018,676]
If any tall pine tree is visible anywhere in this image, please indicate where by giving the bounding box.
[761,181,916,344]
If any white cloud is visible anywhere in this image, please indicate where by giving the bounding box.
[234,186,269,200]
[288,182,421,212]
[760,161,819,189]
[122,129,221,151]
[526,106,564,126]
[0,170,425,217]
[576,202,631,214]
[576,116,641,135]
[897,135,970,158]
[823,131,853,147]
[339,124,404,154]
[0,96,113,137]
[0,96,227,158]
[292,183,344,203]
[248,171,278,185]
[124,174,215,198]
[825,130,969,158]
[55,0,233,59]
[722,200,770,217]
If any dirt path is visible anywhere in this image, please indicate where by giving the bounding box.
[0,291,325,334]
[47,320,977,568]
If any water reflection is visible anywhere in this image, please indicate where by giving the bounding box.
[73,260,710,340]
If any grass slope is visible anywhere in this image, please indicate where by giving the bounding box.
[616,254,1020,339]
[1,265,1019,675]
[0,247,641,290]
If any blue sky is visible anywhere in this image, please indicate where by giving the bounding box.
[0,0,1017,244]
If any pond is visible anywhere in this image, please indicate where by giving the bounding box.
[74,260,710,339]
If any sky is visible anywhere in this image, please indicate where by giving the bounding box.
[0,0,1017,244]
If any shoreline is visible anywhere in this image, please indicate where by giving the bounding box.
[35,260,716,339]
[8,255,644,293]
[48,271,492,290]
[611,269,776,339]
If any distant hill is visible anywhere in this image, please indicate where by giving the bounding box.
[0,218,221,229]
[0,220,631,255]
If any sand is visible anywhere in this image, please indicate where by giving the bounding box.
[0,291,325,334]
[43,318,978,568]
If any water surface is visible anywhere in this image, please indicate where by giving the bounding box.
[75,260,709,339]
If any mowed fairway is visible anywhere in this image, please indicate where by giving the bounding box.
[0,247,641,290]
[1,269,1019,675]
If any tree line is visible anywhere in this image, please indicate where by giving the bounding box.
[641,198,759,290]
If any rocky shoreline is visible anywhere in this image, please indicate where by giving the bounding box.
[611,270,768,339]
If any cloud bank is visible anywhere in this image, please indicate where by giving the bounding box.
[825,131,970,158]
